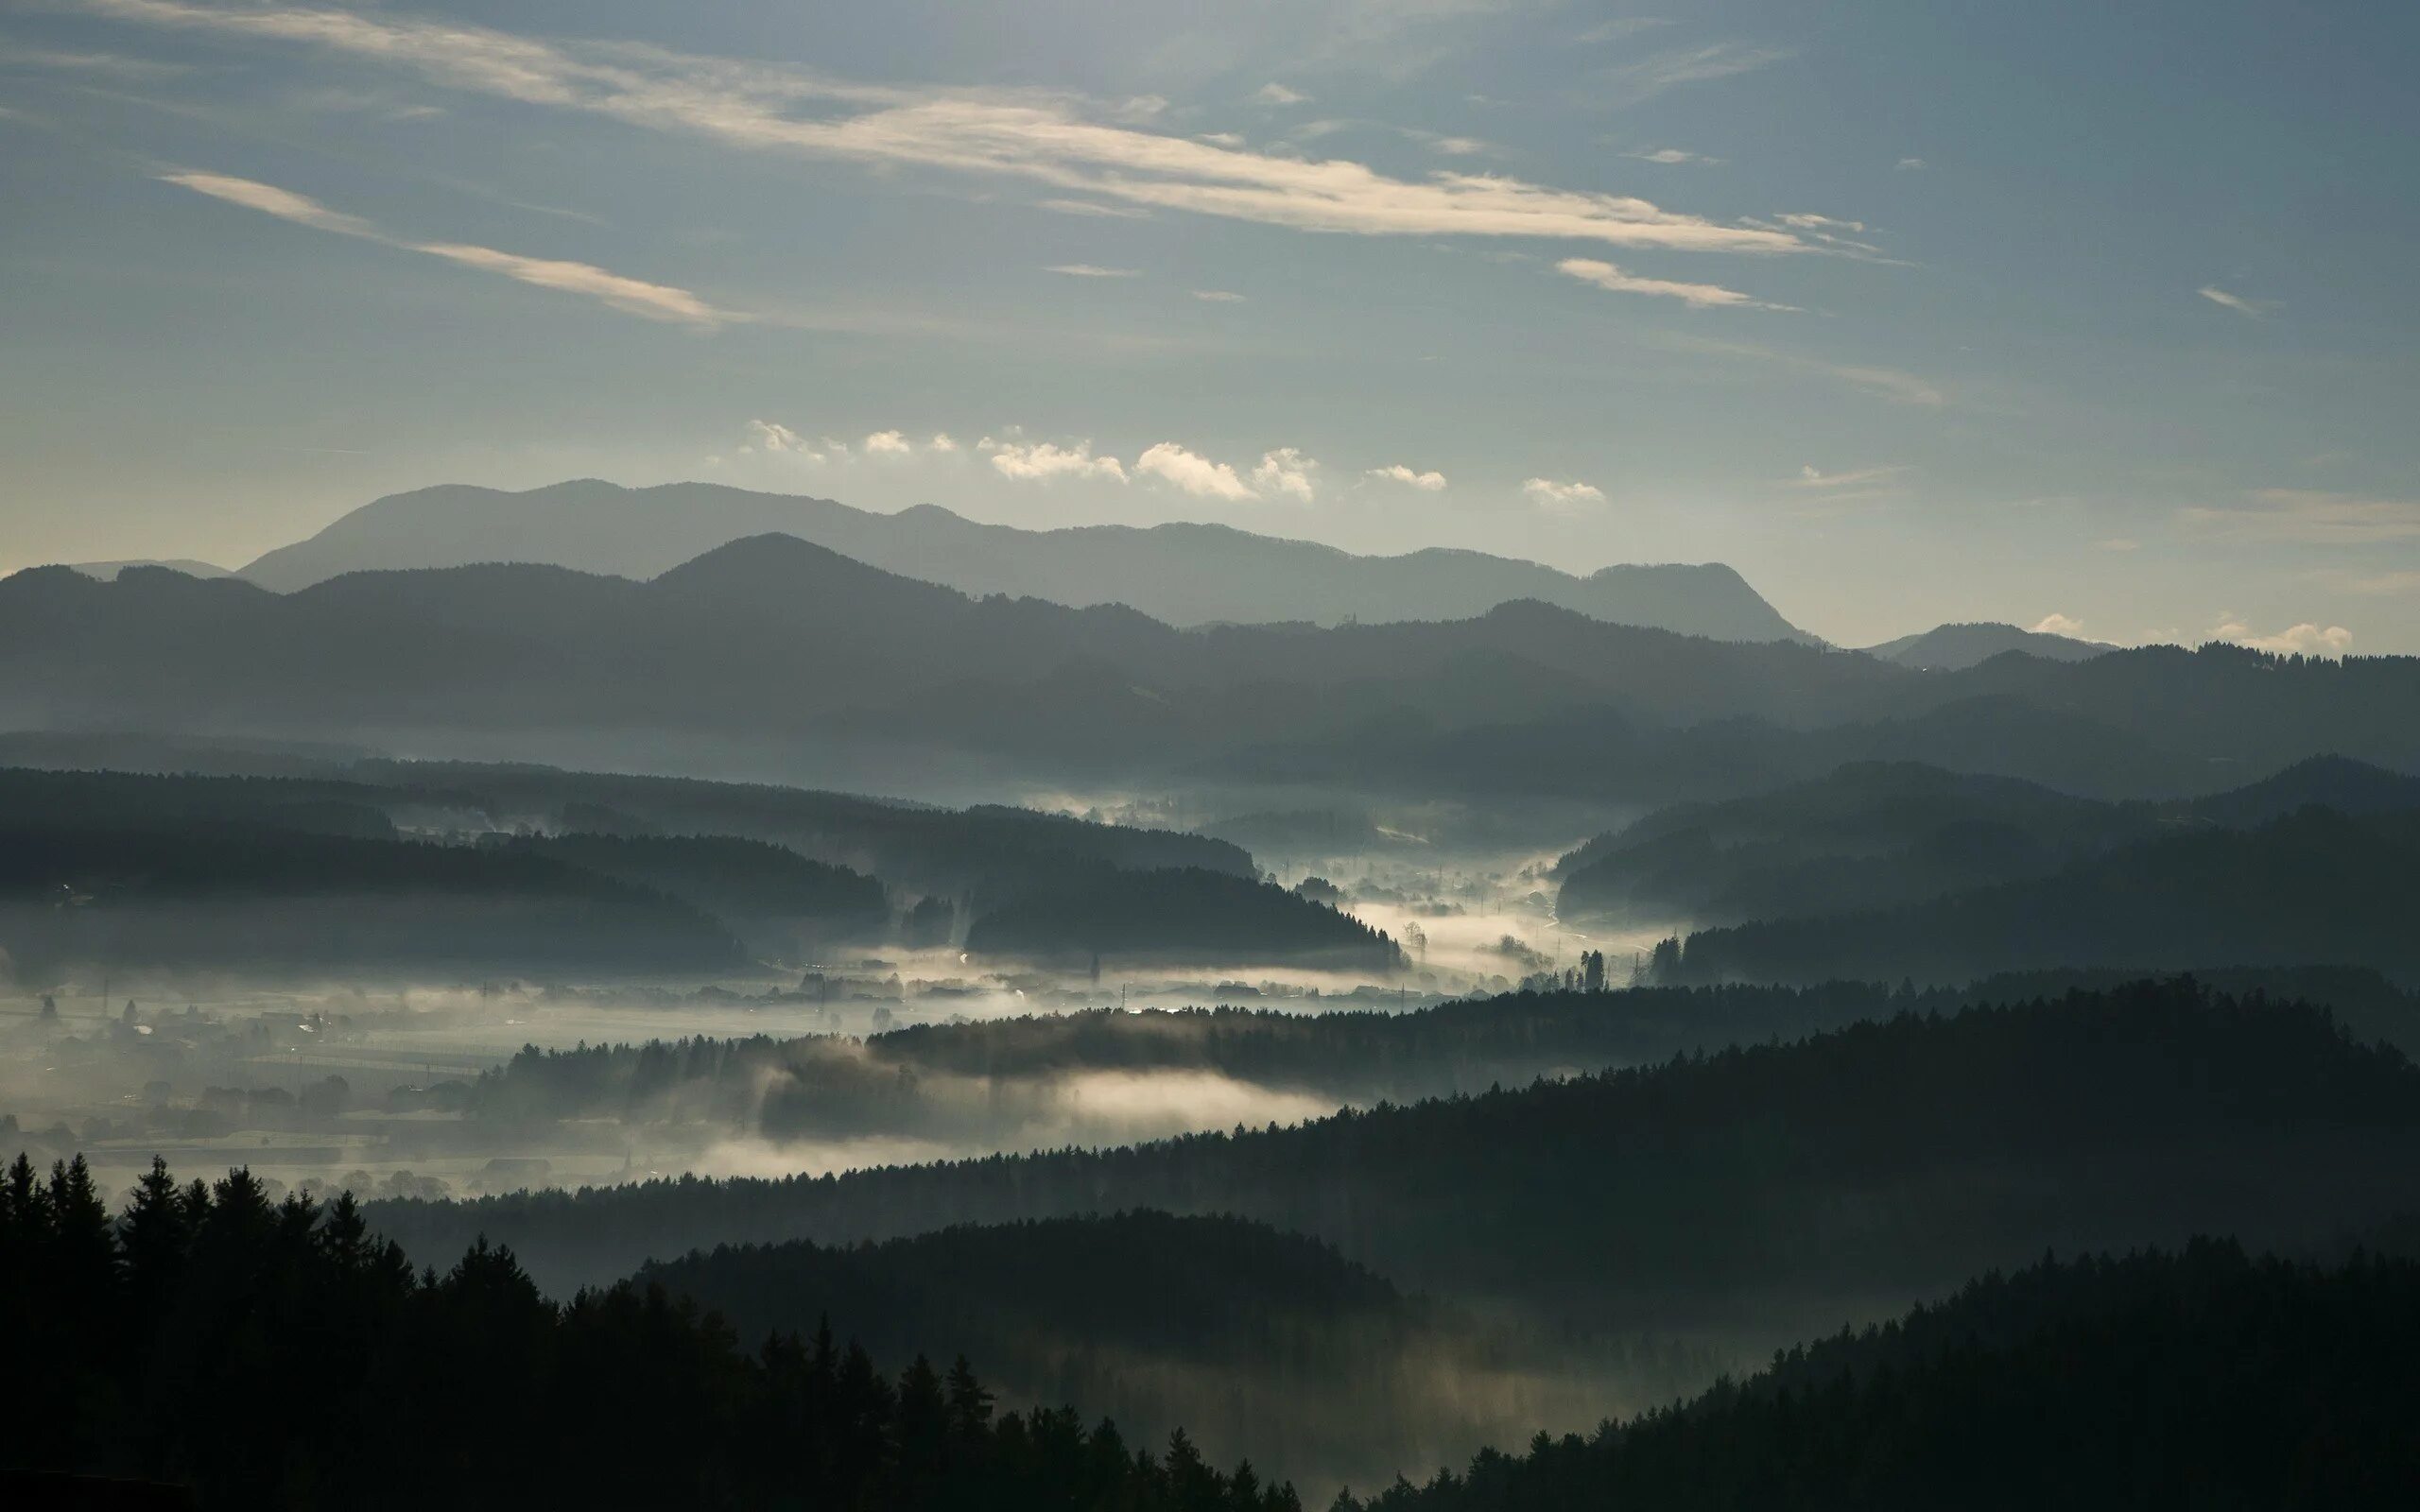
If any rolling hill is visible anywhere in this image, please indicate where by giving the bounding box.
[1859,620,2115,669]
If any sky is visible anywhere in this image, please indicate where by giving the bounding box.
[2,0,2416,652]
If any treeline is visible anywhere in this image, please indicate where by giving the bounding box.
[0,823,745,983]
[0,764,1366,982]
[490,832,888,954]
[0,1156,1296,1511]
[469,970,2420,1142]
[962,866,1402,970]
[371,981,2420,1303]
[642,1212,1681,1496]
[1340,1241,2420,1510]
[1660,807,2420,987]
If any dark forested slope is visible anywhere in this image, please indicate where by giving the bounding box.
[0,1158,1293,1511]
[372,982,2420,1311]
[1341,1242,2420,1511]
[1661,807,2420,987]
[1558,754,2420,927]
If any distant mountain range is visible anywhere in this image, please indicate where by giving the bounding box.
[1859,619,2115,670]
[231,478,1813,642]
[64,558,235,581]
[4,539,2415,803]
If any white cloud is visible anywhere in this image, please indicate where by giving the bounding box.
[1423,134,1489,157]
[1523,476,1607,514]
[2030,612,2088,638]
[1255,82,1309,106]
[863,429,912,455]
[1895,157,1927,171]
[2177,490,2420,545]
[2096,538,2141,552]
[1190,288,1247,301]
[1136,442,1255,501]
[983,437,1126,483]
[1775,212,1866,233]
[2209,617,2353,658]
[1195,131,1248,148]
[90,0,1815,258]
[159,169,734,327]
[1556,256,1788,310]
[743,420,828,460]
[1045,263,1141,278]
[2197,284,2274,318]
[159,170,378,237]
[927,432,959,453]
[1368,463,1447,490]
[1625,147,1720,166]
[1251,447,1318,502]
[410,241,731,324]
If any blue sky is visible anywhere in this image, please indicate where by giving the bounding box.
[3,0,2415,651]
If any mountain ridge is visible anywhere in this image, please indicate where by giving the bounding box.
[233,478,1813,642]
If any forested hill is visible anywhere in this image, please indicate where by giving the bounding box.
[1557,753,2420,927]
[1340,1242,2420,1511]
[0,823,746,982]
[1659,806,2420,987]
[0,1159,1294,1512]
[370,981,2420,1308]
[642,1213,1571,1495]
[960,865,1401,970]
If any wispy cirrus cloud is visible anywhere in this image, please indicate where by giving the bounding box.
[1791,464,1907,490]
[1045,263,1141,278]
[2177,490,2420,544]
[159,170,735,326]
[83,0,1813,259]
[1599,41,1790,103]
[1668,334,1945,406]
[2197,284,2274,318]
[0,43,191,77]
[1557,255,1789,310]
[1036,198,1151,219]
[1624,146,1721,166]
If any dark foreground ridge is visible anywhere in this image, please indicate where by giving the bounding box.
[1340,1241,2420,1510]
[0,1156,1297,1511]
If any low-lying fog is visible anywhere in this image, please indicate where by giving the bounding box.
[5,784,1669,1211]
